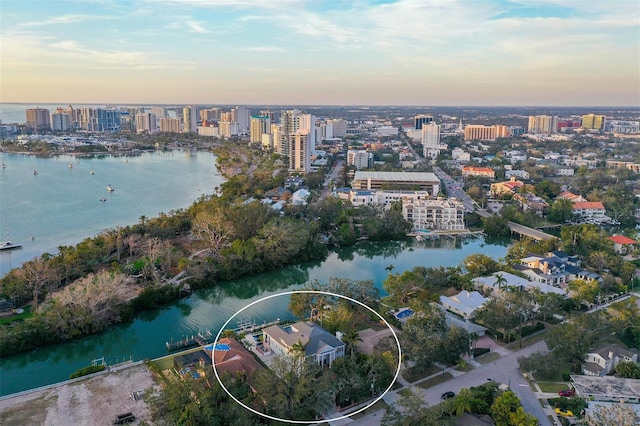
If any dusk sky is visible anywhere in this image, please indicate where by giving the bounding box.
[1,0,639,106]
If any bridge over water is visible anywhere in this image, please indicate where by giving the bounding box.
[507,221,558,241]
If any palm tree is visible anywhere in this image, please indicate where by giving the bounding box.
[494,273,507,292]
[342,330,362,358]
[469,332,479,357]
[452,388,474,416]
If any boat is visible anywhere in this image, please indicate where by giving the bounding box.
[1,163,6,169]
[90,171,95,175]
[107,185,114,192]
[123,158,128,163]
[99,197,107,202]
[33,170,38,175]
[0,241,22,251]
[68,163,73,168]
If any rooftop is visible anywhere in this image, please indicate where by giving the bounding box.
[571,375,640,400]
[353,171,439,182]
[608,235,636,245]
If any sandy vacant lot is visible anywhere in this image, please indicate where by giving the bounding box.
[0,362,157,426]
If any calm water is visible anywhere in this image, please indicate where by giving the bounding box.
[0,237,509,396]
[0,150,223,276]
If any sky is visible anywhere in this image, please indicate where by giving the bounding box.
[1,0,639,106]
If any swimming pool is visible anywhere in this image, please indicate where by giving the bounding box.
[395,309,414,319]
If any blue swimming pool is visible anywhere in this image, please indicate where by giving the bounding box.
[396,309,414,319]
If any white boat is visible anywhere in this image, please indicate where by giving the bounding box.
[90,171,95,175]
[68,163,73,168]
[1,163,6,169]
[107,185,115,192]
[0,241,21,251]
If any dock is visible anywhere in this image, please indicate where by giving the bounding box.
[165,330,213,352]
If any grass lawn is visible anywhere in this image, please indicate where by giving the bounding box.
[349,399,388,420]
[0,305,32,325]
[476,352,501,364]
[504,329,548,351]
[402,364,441,383]
[152,347,203,371]
[538,382,571,393]
[416,372,454,389]
[353,313,386,332]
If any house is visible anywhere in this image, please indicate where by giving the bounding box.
[0,300,15,318]
[571,375,640,403]
[557,191,586,203]
[264,187,292,202]
[290,188,310,205]
[472,271,565,296]
[582,344,640,376]
[572,201,609,223]
[513,193,549,217]
[490,177,524,196]
[262,321,345,368]
[607,235,636,255]
[505,170,530,180]
[439,290,488,319]
[210,338,263,379]
[515,255,568,287]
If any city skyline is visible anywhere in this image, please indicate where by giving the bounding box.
[1,0,639,106]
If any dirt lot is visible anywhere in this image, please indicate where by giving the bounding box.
[0,362,158,426]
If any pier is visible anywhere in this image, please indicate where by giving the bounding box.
[232,317,281,333]
[166,330,213,352]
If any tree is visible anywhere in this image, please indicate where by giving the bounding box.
[17,255,55,312]
[463,253,501,277]
[584,403,640,426]
[452,388,474,416]
[548,198,574,223]
[482,216,510,236]
[490,390,537,426]
[383,270,424,305]
[568,279,600,306]
[616,361,640,379]
[381,387,449,426]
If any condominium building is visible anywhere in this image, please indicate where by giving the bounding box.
[250,115,271,143]
[604,120,639,134]
[347,150,373,170]
[160,117,181,133]
[231,106,250,132]
[26,108,51,131]
[51,108,72,131]
[337,189,433,208]
[352,171,440,196]
[79,107,121,132]
[183,106,197,133]
[527,115,558,134]
[325,119,348,138]
[289,132,311,174]
[150,107,166,119]
[422,123,441,159]
[135,112,157,133]
[219,121,240,137]
[402,198,466,231]
[606,160,640,173]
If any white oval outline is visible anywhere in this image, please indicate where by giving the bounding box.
[212,290,402,424]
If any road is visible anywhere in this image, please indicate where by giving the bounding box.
[320,160,344,199]
[340,339,552,426]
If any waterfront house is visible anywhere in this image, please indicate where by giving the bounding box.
[211,338,263,379]
[439,290,488,319]
[262,321,345,368]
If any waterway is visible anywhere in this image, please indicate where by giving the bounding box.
[0,236,510,396]
[0,150,223,276]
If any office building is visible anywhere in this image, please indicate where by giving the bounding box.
[325,119,348,138]
[183,106,197,133]
[352,171,440,196]
[422,123,441,159]
[26,108,51,131]
[414,114,433,130]
[581,114,605,130]
[464,125,497,141]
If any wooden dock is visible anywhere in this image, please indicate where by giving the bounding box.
[166,330,213,352]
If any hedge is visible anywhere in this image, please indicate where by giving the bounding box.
[70,364,106,379]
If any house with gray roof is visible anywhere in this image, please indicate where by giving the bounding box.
[262,321,345,368]
[472,271,565,296]
[583,344,640,376]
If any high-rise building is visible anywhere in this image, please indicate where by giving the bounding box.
[51,108,71,131]
[527,115,558,134]
[325,119,348,138]
[422,123,441,159]
[26,108,51,131]
[289,132,311,174]
[160,117,181,133]
[136,112,157,133]
[414,114,433,130]
[183,106,197,133]
[150,107,166,119]
[219,121,239,137]
[250,115,271,143]
[581,114,605,130]
[231,106,250,132]
[78,107,121,132]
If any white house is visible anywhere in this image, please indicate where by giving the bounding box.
[473,271,566,296]
[583,344,640,376]
[262,321,345,368]
[439,290,488,319]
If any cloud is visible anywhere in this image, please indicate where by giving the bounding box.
[20,14,113,27]
[241,46,285,53]
[166,16,211,33]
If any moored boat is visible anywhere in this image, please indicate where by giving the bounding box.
[0,241,22,251]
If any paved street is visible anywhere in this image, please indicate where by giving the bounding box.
[320,160,344,199]
[329,339,554,426]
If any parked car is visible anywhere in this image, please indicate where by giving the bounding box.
[555,407,574,417]
[558,389,575,397]
[441,391,456,400]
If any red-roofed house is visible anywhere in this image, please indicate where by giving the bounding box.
[572,201,608,224]
[462,166,495,180]
[212,337,263,379]
[607,235,637,255]
[557,191,587,203]
[490,177,524,196]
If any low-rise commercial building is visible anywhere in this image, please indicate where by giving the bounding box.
[352,171,440,196]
